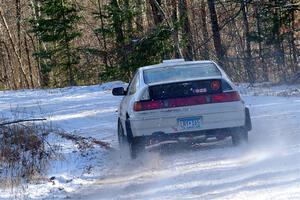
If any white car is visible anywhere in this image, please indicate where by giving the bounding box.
[113,59,252,158]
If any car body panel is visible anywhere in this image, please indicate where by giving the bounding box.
[116,60,247,138]
[129,102,245,137]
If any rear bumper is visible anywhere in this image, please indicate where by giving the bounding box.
[131,127,241,149]
[129,109,246,137]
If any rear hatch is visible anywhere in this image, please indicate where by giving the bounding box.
[133,78,240,113]
[132,78,245,134]
[149,79,223,100]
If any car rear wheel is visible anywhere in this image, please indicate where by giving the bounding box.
[118,120,128,149]
[231,127,248,146]
[118,120,145,159]
[128,137,145,159]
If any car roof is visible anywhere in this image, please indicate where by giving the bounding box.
[139,59,216,71]
[137,59,227,86]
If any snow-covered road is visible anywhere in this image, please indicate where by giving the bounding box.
[0,83,299,199]
[72,96,300,200]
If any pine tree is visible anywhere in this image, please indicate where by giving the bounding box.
[30,0,81,87]
[94,0,174,81]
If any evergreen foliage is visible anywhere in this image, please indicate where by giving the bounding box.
[30,0,82,87]
[0,0,299,90]
[93,0,174,82]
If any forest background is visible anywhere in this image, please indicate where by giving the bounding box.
[0,0,299,90]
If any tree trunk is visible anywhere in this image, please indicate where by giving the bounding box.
[254,4,268,81]
[97,0,110,70]
[61,0,75,86]
[0,43,10,89]
[30,0,45,87]
[207,0,226,69]
[124,0,133,38]
[272,1,287,82]
[2,41,17,89]
[16,0,23,87]
[171,0,181,58]
[0,6,30,88]
[110,0,128,76]
[179,0,194,60]
[24,34,34,88]
[149,0,163,25]
[200,0,209,60]
[290,7,299,73]
[136,0,144,32]
[241,0,255,83]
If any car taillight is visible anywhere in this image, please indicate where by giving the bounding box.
[134,100,164,111]
[211,91,241,103]
[133,102,143,111]
[168,96,207,107]
[134,91,241,112]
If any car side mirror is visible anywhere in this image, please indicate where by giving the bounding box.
[112,87,126,96]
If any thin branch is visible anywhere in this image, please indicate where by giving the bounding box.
[194,1,245,53]
[0,118,47,126]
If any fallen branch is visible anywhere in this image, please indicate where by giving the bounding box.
[0,118,47,126]
[55,131,112,150]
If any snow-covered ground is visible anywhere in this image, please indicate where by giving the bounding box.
[0,82,299,199]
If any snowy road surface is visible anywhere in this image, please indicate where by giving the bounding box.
[72,96,300,200]
[0,83,299,199]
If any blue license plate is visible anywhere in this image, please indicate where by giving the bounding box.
[177,117,202,130]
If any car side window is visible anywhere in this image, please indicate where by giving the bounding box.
[127,72,139,95]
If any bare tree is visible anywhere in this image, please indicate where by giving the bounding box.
[149,0,163,25]
[241,0,255,83]
[207,0,227,69]
[179,0,194,60]
[0,6,30,88]
[200,0,210,60]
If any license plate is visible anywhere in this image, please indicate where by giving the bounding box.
[177,117,202,130]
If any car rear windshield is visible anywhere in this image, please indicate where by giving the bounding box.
[143,63,221,84]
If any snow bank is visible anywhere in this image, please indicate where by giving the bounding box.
[0,81,126,199]
[237,82,300,97]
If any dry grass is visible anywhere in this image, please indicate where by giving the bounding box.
[0,120,59,188]
[0,118,113,190]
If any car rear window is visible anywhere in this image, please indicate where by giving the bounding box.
[143,63,221,84]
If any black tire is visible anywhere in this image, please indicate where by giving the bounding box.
[118,120,128,150]
[119,120,145,159]
[232,127,248,146]
[128,137,145,159]
[245,107,252,131]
